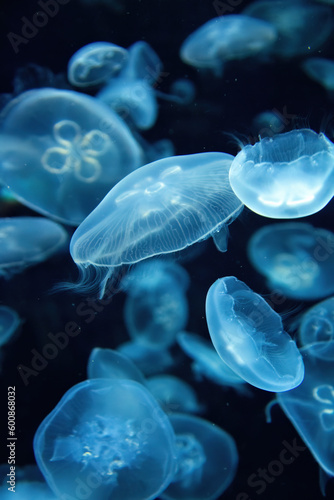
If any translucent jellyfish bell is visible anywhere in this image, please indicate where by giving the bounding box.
[33,378,176,500]
[87,347,146,385]
[161,414,238,500]
[146,375,204,414]
[68,42,129,88]
[277,341,334,476]
[0,217,67,278]
[122,41,163,84]
[0,306,20,346]
[69,152,243,296]
[299,297,334,347]
[301,58,334,92]
[180,15,277,71]
[206,276,304,392]
[248,222,334,300]
[0,89,143,225]
[229,129,334,218]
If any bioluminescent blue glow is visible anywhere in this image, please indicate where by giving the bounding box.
[206,276,304,392]
[146,375,203,414]
[299,297,334,347]
[87,347,146,384]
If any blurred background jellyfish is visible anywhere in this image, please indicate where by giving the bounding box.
[69,152,243,296]
[160,413,238,500]
[206,276,304,392]
[301,57,334,95]
[33,378,176,500]
[0,217,67,278]
[180,15,277,74]
[248,222,334,300]
[0,88,143,225]
[299,297,334,347]
[243,0,334,59]
[87,347,146,384]
[117,340,174,376]
[67,42,129,88]
[277,341,334,476]
[0,305,20,347]
[229,129,334,219]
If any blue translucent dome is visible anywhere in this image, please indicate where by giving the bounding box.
[0,88,143,225]
[0,305,20,346]
[161,413,238,500]
[87,347,146,384]
[67,41,128,88]
[206,276,304,392]
[229,129,334,218]
[69,152,243,296]
[299,297,334,347]
[33,378,176,500]
[248,222,334,300]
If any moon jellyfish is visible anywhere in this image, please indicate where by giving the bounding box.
[121,41,163,84]
[299,297,334,347]
[87,347,146,384]
[277,341,334,476]
[146,375,204,414]
[160,414,238,500]
[229,129,334,218]
[180,15,277,72]
[0,88,143,225]
[0,306,20,346]
[69,152,243,296]
[248,222,334,300]
[68,42,128,88]
[0,481,57,500]
[117,341,174,376]
[205,276,304,392]
[177,331,247,392]
[0,217,67,278]
[33,378,176,500]
[243,0,334,58]
[301,57,334,93]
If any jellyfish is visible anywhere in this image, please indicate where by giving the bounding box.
[160,413,238,500]
[180,15,277,73]
[69,152,243,296]
[0,217,67,278]
[229,129,334,219]
[33,378,176,500]
[277,340,334,476]
[299,297,334,347]
[205,276,304,392]
[243,0,334,58]
[248,222,334,300]
[121,41,163,84]
[301,57,334,93]
[87,347,146,385]
[146,375,204,414]
[67,42,128,88]
[0,305,20,346]
[177,331,247,392]
[117,341,174,376]
[122,260,189,348]
[0,88,143,225]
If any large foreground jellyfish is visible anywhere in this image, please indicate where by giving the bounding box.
[206,276,304,392]
[161,413,238,500]
[277,341,334,476]
[180,15,277,72]
[248,222,334,300]
[229,129,334,218]
[0,88,143,225]
[69,152,243,296]
[33,378,176,500]
[0,217,67,277]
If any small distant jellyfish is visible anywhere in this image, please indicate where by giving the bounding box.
[248,222,334,300]
[251,110,287,138]
[0,306,20,346]
[160,413,238,500]
[243,0,334,58]
[180,15,277,72]
[299,297,334,347]
[117,341,174,376]
[69,152,243,296]
[68,42,129,88]
[0,88,143,225]
[87,347,146,385]
[277,340,334,476]
[229,129,334,219]
[146,375,204,414]
[33,378,176,500]
[301,57,334,93]
[0,217,67,278]
[121,41,163,84]
[205,276,304,392]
